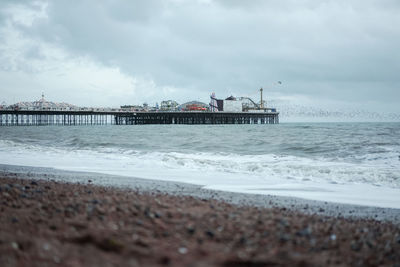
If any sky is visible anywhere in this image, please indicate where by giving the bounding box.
[0,0,399,111]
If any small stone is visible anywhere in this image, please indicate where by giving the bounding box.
[330,234,337,241]
[279,219,289,227]
[178,247,188,254]
[279,233,291,242]
[351,240,362,251]
[296,227,312,237]
[11,217,18,223]
[43,243,50,251]
[384,241,392,252]
[11,242,19,250]
[53,256,61,263]
[205,230,215,238]
[159,256,170,265]
[30,181,38,186]
[187,226,195,235]
[98,238,124,252]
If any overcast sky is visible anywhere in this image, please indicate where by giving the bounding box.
[0,0,399,111]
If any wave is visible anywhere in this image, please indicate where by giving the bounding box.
[0,139,399,189]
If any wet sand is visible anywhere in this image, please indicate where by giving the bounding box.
[1,175,399,266]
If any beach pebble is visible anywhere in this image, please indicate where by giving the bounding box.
[53,256,61,263]
[11,242,19,250]
[43,243,50,251]
[186,226,195,235]
[205,230,215,238]
[351,240,362,251]
[296,227,312,237]
[178,247,188,254]
[279,233,292,242]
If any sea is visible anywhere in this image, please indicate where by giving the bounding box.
[1,122,399,208]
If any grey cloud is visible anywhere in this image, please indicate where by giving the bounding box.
[2,0,400,110]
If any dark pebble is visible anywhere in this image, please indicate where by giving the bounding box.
[97,238,124,252]
[280,233,292,242]
[162,231,169,237]
[187,226,196,235]
[350,240,362,251]
[279,219,289,227]
[296,227,312,237]
[159,256,170,265]
[205,230,215,238]
[30,181,38,186]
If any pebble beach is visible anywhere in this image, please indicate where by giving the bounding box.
[1,175,399,267]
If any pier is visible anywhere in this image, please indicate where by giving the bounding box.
[0,110,279,126]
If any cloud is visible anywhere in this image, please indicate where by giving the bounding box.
[0,0,399,111]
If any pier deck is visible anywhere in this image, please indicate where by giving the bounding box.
[0,110,279,126]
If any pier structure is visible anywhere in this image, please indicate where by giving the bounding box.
[0,110,279,126]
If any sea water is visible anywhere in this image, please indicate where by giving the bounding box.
[0,123,399,208]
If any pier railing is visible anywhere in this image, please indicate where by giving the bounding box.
[0,110,279,126]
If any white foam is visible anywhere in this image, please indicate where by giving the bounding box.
[1,140,400,209]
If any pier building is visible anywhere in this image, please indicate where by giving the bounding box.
[1,88,279,126]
